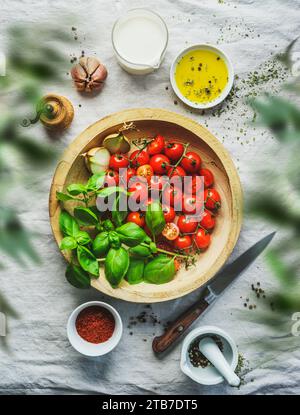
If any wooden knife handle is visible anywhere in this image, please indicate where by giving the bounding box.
[152,298,209,354]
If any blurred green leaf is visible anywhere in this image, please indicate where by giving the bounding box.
[0,206,40,264]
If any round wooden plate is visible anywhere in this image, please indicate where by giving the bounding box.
[49,108,243,303]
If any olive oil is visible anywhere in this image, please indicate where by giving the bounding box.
[175,49,229,104]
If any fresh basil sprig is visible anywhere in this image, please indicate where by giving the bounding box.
[59,212,91,250]
[105,247,129,288]
[65,263,90,289]
[129,244,153,258]
[56,172,105,204]
[74,207,99,225]
[67,183,87,196]
[126,258,145,285]
[116,222,147,247]
[145,201,166,239]
[143,255,175,284]
[92,232,110,257]
[112,193,127,227]
[97,186,130,198]
[75,231,91,246]
[77,245,99,277]
[60,236,78,250]
[59,211,80,237]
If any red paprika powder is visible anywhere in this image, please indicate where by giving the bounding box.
[75,306,115,344]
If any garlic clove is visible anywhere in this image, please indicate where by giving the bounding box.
[82,147,110,173]
[103,133,131,154]
[79,57,98,75]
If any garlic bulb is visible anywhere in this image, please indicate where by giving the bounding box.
[103,133,131,154]
[71,57,108,92]
[82,147,110,174]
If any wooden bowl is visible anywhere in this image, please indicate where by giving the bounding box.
[49,108,243,303]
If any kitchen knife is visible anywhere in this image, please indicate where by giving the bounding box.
[152,232,276,354]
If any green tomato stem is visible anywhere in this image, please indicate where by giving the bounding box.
[141,242,189,259]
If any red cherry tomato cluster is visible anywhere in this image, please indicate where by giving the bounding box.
[107,134,221,255]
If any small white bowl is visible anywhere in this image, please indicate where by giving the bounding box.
[180,325,238,386]
[170,44,234,110]
[67,301,123,357]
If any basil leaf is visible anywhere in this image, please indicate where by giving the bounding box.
[144,255,175,284]
[92,232,110,257]
[56,191,77,201]
[65,263,90,289]
[145,201,166,237]
[129,244,152,258]
[112,193,127,227]
[126,258,145,285]
[87,173,105,191]
[108,231,121,249]
[59,211,80,237]
[77,245,99,276]
[60,236,77,250]
[103,219,115,232]
[67,183,87,196]
[97,186,130,198]
[74,207,99,225]
[105,247,129,288]
[116,222,147,247]
[75,231,91,246]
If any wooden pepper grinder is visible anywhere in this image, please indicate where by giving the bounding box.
[38,94,74,130]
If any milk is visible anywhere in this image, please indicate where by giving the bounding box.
[112,9,168,75]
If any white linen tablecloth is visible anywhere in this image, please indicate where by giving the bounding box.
[1,0,300,395]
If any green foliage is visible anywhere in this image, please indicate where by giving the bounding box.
[105,247,130,288]
[145,201,166,239]
[143,255,175,284]
[248,38,300,315]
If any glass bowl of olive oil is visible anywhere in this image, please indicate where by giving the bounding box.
[170,44,234,109]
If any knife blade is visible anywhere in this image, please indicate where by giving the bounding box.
[152,232,276,354]
[208,231,276,296]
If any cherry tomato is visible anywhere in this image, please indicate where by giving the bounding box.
[200,209,216,231]
[182,195,202,215]
[173,235,192,251]
[162,205,176,223]
[150,154,171,175]
[136,164,153,184]
[180,151,202,174]
[104,170,119,187]
[129,150,149,168]
[125,167,136,183]
[147,134,165,155]
[200,168,214,188]
[177,215,198,234]
[162,223,180,241]
[204,188,221,210]
[162,185,182,209]
[150,175,166,191]
[126,211,145,228]
[109,154,129,170]
[168,165,186,178]
[128,181,148,204]
[164,142,184,162]
[193,228,211,249]
[185,175,204,195]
